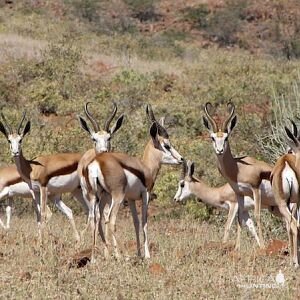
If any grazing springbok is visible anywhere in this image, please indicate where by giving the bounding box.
[271,120,300,267]
[174,160,288,246]
[0,105,123,241]
[203,102,273,249]
[80,104,183,261]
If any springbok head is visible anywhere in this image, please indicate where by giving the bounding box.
[146,104,184,165]
[78,102,124,153]
[284,119,300,155]
[203,102,237,155]
[174,160,195,202]
[0,112,31,157]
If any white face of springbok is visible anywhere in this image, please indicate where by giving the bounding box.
[78,102,124,153]
[149,122,183,165]
[202,102,237,155]
[174,160,194,202]
[146,104,183,165]
[174,179,191,201]
[0,113,31,157]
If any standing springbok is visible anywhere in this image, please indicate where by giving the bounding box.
[0,105,124,240]
[203,102,273,248]
[77,102,124,234]
[174,160,286,246]
[81,104,183,261]
[0,164,73,230]
[271,120,300,267]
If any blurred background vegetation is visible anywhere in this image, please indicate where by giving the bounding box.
[0,0,299,231]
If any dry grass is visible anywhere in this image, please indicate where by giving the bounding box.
[0,33,45,62]
[0,205,299,299]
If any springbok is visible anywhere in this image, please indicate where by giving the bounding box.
[77,102,124,234]
[0,104,124,240]
[174,160,287,246]
[271,120,300,267]
[80,104,184,261]
[0,164,73,231]
[203,102,273,248]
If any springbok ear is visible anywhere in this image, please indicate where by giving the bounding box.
[0,121,8,139]
[78,116,92,135]
[187,161,195,177]
[110,114,125,135]
[203,116,211,131]
[159,117,165,127]
[227,115,237,134]
[285,126,298,146]
[149,122,159,143]
[22,121,31,137]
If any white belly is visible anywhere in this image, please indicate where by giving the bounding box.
[230,181,252,195]
[260,179,276,207]
[231,179,277,208]
[30,172,79,194]
[124,170,146,200]
[8,182,32,197]
[243,196,255,209]
[0,182,32,198]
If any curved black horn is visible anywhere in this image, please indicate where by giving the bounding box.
[222,102,235,132]
[17,112,26,135]
[84,102,99,132]
[104,102,117,132]
[146,104,169,138]
[0,113,12,134]
[146,104,156,123]
[288,118,298,139]
[204,102,218,132]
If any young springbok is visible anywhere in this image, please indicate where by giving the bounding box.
[271,120,300,267]
[174,160,287,246]
[81,104,184,261]
[203,102,273,248]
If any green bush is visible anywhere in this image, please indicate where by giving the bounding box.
[183,4,210,29]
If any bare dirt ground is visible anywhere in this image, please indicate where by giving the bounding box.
[0,204,299,299]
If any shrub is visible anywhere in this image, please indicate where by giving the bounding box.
[185,0,247,46]
[258,81,300,163]
[183,4,210,29]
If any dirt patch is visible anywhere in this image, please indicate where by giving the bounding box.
[201,240,235,251]
[258,239,289,257]
[148,263,166,276]
[19,271,32,281]
[124,240,137,253]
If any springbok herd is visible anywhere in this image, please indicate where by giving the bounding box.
[0,102,299,267]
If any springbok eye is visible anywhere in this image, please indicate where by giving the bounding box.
[224,136,228,142]
[211,136,215,142]
[180,182,185,188]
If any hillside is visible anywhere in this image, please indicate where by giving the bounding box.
[0,1,300,298]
